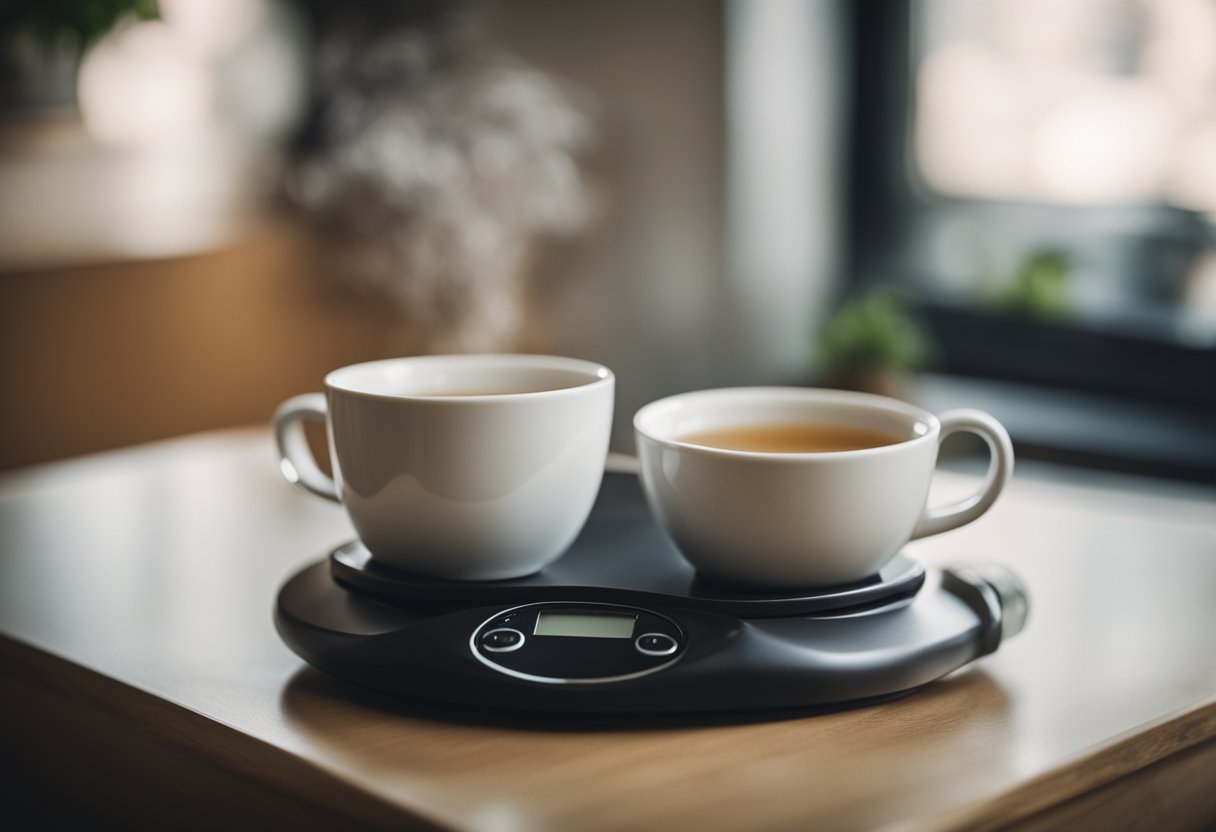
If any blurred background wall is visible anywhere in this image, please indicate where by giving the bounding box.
[494,0,844,446]
[0,0,844,465]
[0,223,405,468]
[0,0,1212,480]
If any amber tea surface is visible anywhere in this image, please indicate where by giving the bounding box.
[679,422,904,453]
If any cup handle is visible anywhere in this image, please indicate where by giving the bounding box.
[273,393,340,503]
[911,409,1013,540]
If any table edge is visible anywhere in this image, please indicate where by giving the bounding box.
[892,693,1216,832]
[0,634,451,832]
[7,631,1216,831]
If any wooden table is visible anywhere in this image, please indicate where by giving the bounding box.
[2,429,1215,831]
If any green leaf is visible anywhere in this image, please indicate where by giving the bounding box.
[816,290,933,376]
[1,0,159,54]
[997,249,1071,318]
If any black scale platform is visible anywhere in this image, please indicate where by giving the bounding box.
[276,472,1026,715]
[330,471,926,617]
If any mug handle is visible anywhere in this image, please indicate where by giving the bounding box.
[911,409,1013,540]
[273,393,340,503]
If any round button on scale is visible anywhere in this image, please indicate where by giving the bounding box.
[635,632,678,656]
[481,627,525,652]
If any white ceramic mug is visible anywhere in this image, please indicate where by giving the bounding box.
[634,387,1013,588]
[274,354,614,580]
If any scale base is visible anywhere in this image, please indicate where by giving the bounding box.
[275,473,1026,716]
[276,559,1021,714]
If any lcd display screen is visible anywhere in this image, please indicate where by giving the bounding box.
[533,611,636,639]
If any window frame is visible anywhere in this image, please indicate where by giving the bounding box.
[843,0,1216,412]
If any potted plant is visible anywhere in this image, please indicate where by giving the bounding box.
[816,290,933,400]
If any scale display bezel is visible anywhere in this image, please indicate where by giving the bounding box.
[470,601,686,685]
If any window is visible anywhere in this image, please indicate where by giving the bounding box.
[847,0,1216,481]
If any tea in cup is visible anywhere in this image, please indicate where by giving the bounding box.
[634,387,1013,588]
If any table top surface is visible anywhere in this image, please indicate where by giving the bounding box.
[1,429,1215,832]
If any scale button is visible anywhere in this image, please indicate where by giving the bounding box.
[481,628,525,652]
[635,633,678,656]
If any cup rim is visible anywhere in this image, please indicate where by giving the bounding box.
[633,386,939,461]
[324,354,614,403]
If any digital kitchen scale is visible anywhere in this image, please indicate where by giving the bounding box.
[275,471,1028,715]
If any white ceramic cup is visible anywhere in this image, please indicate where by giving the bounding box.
[634,387,1013,588]
[274,354,614,580]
